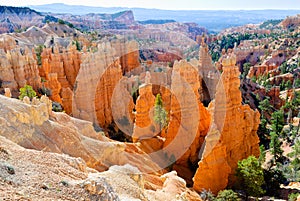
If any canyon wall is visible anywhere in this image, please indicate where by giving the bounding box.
[0,38,41,95]
[193,51,260,194]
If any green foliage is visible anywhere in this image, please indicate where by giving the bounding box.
[270,110,284,136]
[52,102,63,112]
[43,15,59,23]
[216,189,240,201]
[236,156,265,197]
[58,19,65,25]
[241,62,251,79]
[18,85,37,100]
[258,97,273,117]
[284,140,300,182]
[154,94,168,129]
[295,78,300,88]
[288,193,300,201]
[258,118,270,146]
[259,145,266,164]
[34,45,44,65]
[259,19,282,29]
[270,131,283,163]
[73,40,81,51]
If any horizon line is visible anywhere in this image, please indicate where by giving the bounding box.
[1,3,299,11]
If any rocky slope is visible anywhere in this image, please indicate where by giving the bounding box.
[0,6,45,33]
[0,95,203,200]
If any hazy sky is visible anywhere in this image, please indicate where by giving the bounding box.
[1,0,300,10]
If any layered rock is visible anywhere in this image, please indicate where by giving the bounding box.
[0,45,41,94]
[241,79,285,112]
[95,61,123,128]
[39,44,81,109]
[111,77,135,138]
[114,40,140,74]
[198,38,220,103]
[0,95,160,174]
[132,84,156,142]
[163,60,211,183]
[193,51,260,194]
[73,42,122,128]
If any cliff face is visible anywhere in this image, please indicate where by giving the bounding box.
[193,51,260,194]
[113,40,140,74]
[198,38,220,103]
[39,45,81,113]
[0,40,41,95]
[72,42,122,128]
[159,60,210,184]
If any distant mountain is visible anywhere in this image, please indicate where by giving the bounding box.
[0,6,136,33]
[30,3,300,32]
[0,6,44,33]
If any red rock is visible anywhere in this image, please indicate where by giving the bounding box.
[193,51,260,194]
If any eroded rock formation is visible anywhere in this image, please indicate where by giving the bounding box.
[161,60,211,184]
[0,44,41,95]
[39,44,81,108]
[199,38,220,103]
[133,84,157,142]
[0,95,160,174]
[193,51,260,194]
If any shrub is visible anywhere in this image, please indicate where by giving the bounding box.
[58,19,65,25]
[38,86,52,97]
[200,189,215,201]
[52,102,63,112]
[216,189,240,201]
[288,193,300,201]
[18,85,37,100]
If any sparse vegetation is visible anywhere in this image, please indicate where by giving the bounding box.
[216,189,240,201]
[35,45,44,65]
[18,85,37,100]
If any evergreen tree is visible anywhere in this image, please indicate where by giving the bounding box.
[236,156,265,197]
[258,97,273,118]
[154,94,168,130]
[270,110,284,137]
[270,131,283,163]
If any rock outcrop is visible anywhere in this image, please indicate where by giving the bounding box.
[0,45,41,95]
[114,40,140,74]
[0,95,160,174]
[198,38,220,103]
[132,84,157,142]
[193,51,260,194]
[39,44,81,109]
[73,40,140,129]
[163,59,211,183]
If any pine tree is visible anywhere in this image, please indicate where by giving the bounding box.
[154,94,168,130]
[236,156,265,197]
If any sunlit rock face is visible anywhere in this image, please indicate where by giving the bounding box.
[193,51,260,194]
[0,38,41,94]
